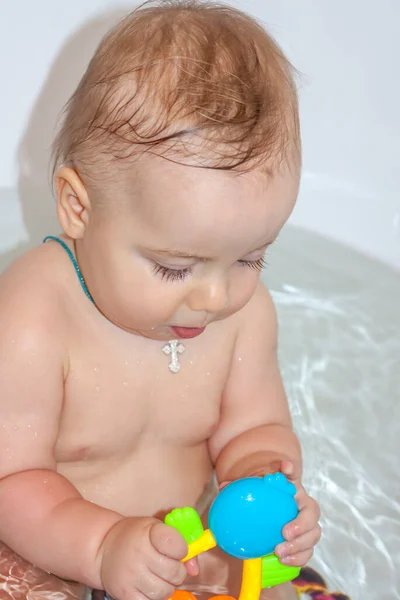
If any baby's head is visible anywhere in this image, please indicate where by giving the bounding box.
[53,0,301,339]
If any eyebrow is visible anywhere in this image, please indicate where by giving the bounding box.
[149,248,212,261]
[145,240,274,261]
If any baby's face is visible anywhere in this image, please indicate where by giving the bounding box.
[79,157,299,340]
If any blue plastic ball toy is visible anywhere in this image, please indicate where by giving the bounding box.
[208,473,298,559]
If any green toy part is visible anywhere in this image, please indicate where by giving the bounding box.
[165,507,205,544]
[261,555,301,589]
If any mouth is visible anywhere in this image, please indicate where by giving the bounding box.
[170,326,206,339]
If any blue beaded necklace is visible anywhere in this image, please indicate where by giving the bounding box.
[43,236,94,303]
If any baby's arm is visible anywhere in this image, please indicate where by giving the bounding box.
[0,286,123,588]
[0,262,188,598]
[209,283,300,483]
[209,283,320,566]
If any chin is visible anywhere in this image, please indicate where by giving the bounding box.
[113,320,170,340]
[139,329,173,341]
[100,310,171,341]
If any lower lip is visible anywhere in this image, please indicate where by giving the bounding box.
[170,326,206,339]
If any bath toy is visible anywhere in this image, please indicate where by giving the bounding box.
[165,473,300,600]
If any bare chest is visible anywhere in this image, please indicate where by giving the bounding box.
[55,323,234,463]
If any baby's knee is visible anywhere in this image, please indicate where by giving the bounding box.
[0,541,87,599]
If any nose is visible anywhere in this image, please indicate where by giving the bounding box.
[186,277,229,315]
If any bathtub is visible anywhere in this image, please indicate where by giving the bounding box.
[265,227,399,599]
[1,1,399,599]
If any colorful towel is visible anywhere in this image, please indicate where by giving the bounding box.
[293,568,350,599]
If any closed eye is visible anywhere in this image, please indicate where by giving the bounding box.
[152,263,192,283]
[238,256,267,272]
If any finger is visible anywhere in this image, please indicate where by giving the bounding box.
[278,548,314,568]
[275,528,321,561]
[280,460,294,478]
[283,500,321,540]
[185,557,199,577]
[218,481,230,490]
[137,568,176,600]
[150,553,187,586]
[150,522,188,560]
[116,589,148,600]
[280,460,302,483]
[294,485,317,509]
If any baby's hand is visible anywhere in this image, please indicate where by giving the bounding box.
[98,516,193,600]
[274,461,321,567]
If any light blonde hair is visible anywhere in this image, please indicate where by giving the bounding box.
[52,0,300,185]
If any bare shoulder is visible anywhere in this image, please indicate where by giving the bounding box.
[0,243,72,346]
[235,281,278,345]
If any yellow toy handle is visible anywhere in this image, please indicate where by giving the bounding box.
[239,559,262,600]
[183,529,217,562]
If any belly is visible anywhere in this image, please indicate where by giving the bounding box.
[57,442,214,517]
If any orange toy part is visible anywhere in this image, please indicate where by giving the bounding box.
[170,594,236,600]
[170,591,197,600]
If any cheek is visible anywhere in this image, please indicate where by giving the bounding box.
[94,254,185,325]
[229,270,260,313]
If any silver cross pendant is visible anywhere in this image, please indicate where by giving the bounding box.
[162,339,186,373]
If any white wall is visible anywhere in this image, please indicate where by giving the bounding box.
[1,0,399,268]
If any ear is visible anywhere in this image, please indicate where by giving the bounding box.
[55,167,91,239]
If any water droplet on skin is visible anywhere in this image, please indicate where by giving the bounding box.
[95,386,101,393]
[207,372,211,376]
[238,357,242,362]
[93,365,100,373]
[33,432,38,440]
[123,381,129,387]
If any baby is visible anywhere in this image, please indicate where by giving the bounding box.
[0,2,320,600]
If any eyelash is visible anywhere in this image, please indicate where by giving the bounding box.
[152,257,267,283]
[152,263,192,283]
[238,257,267,272]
